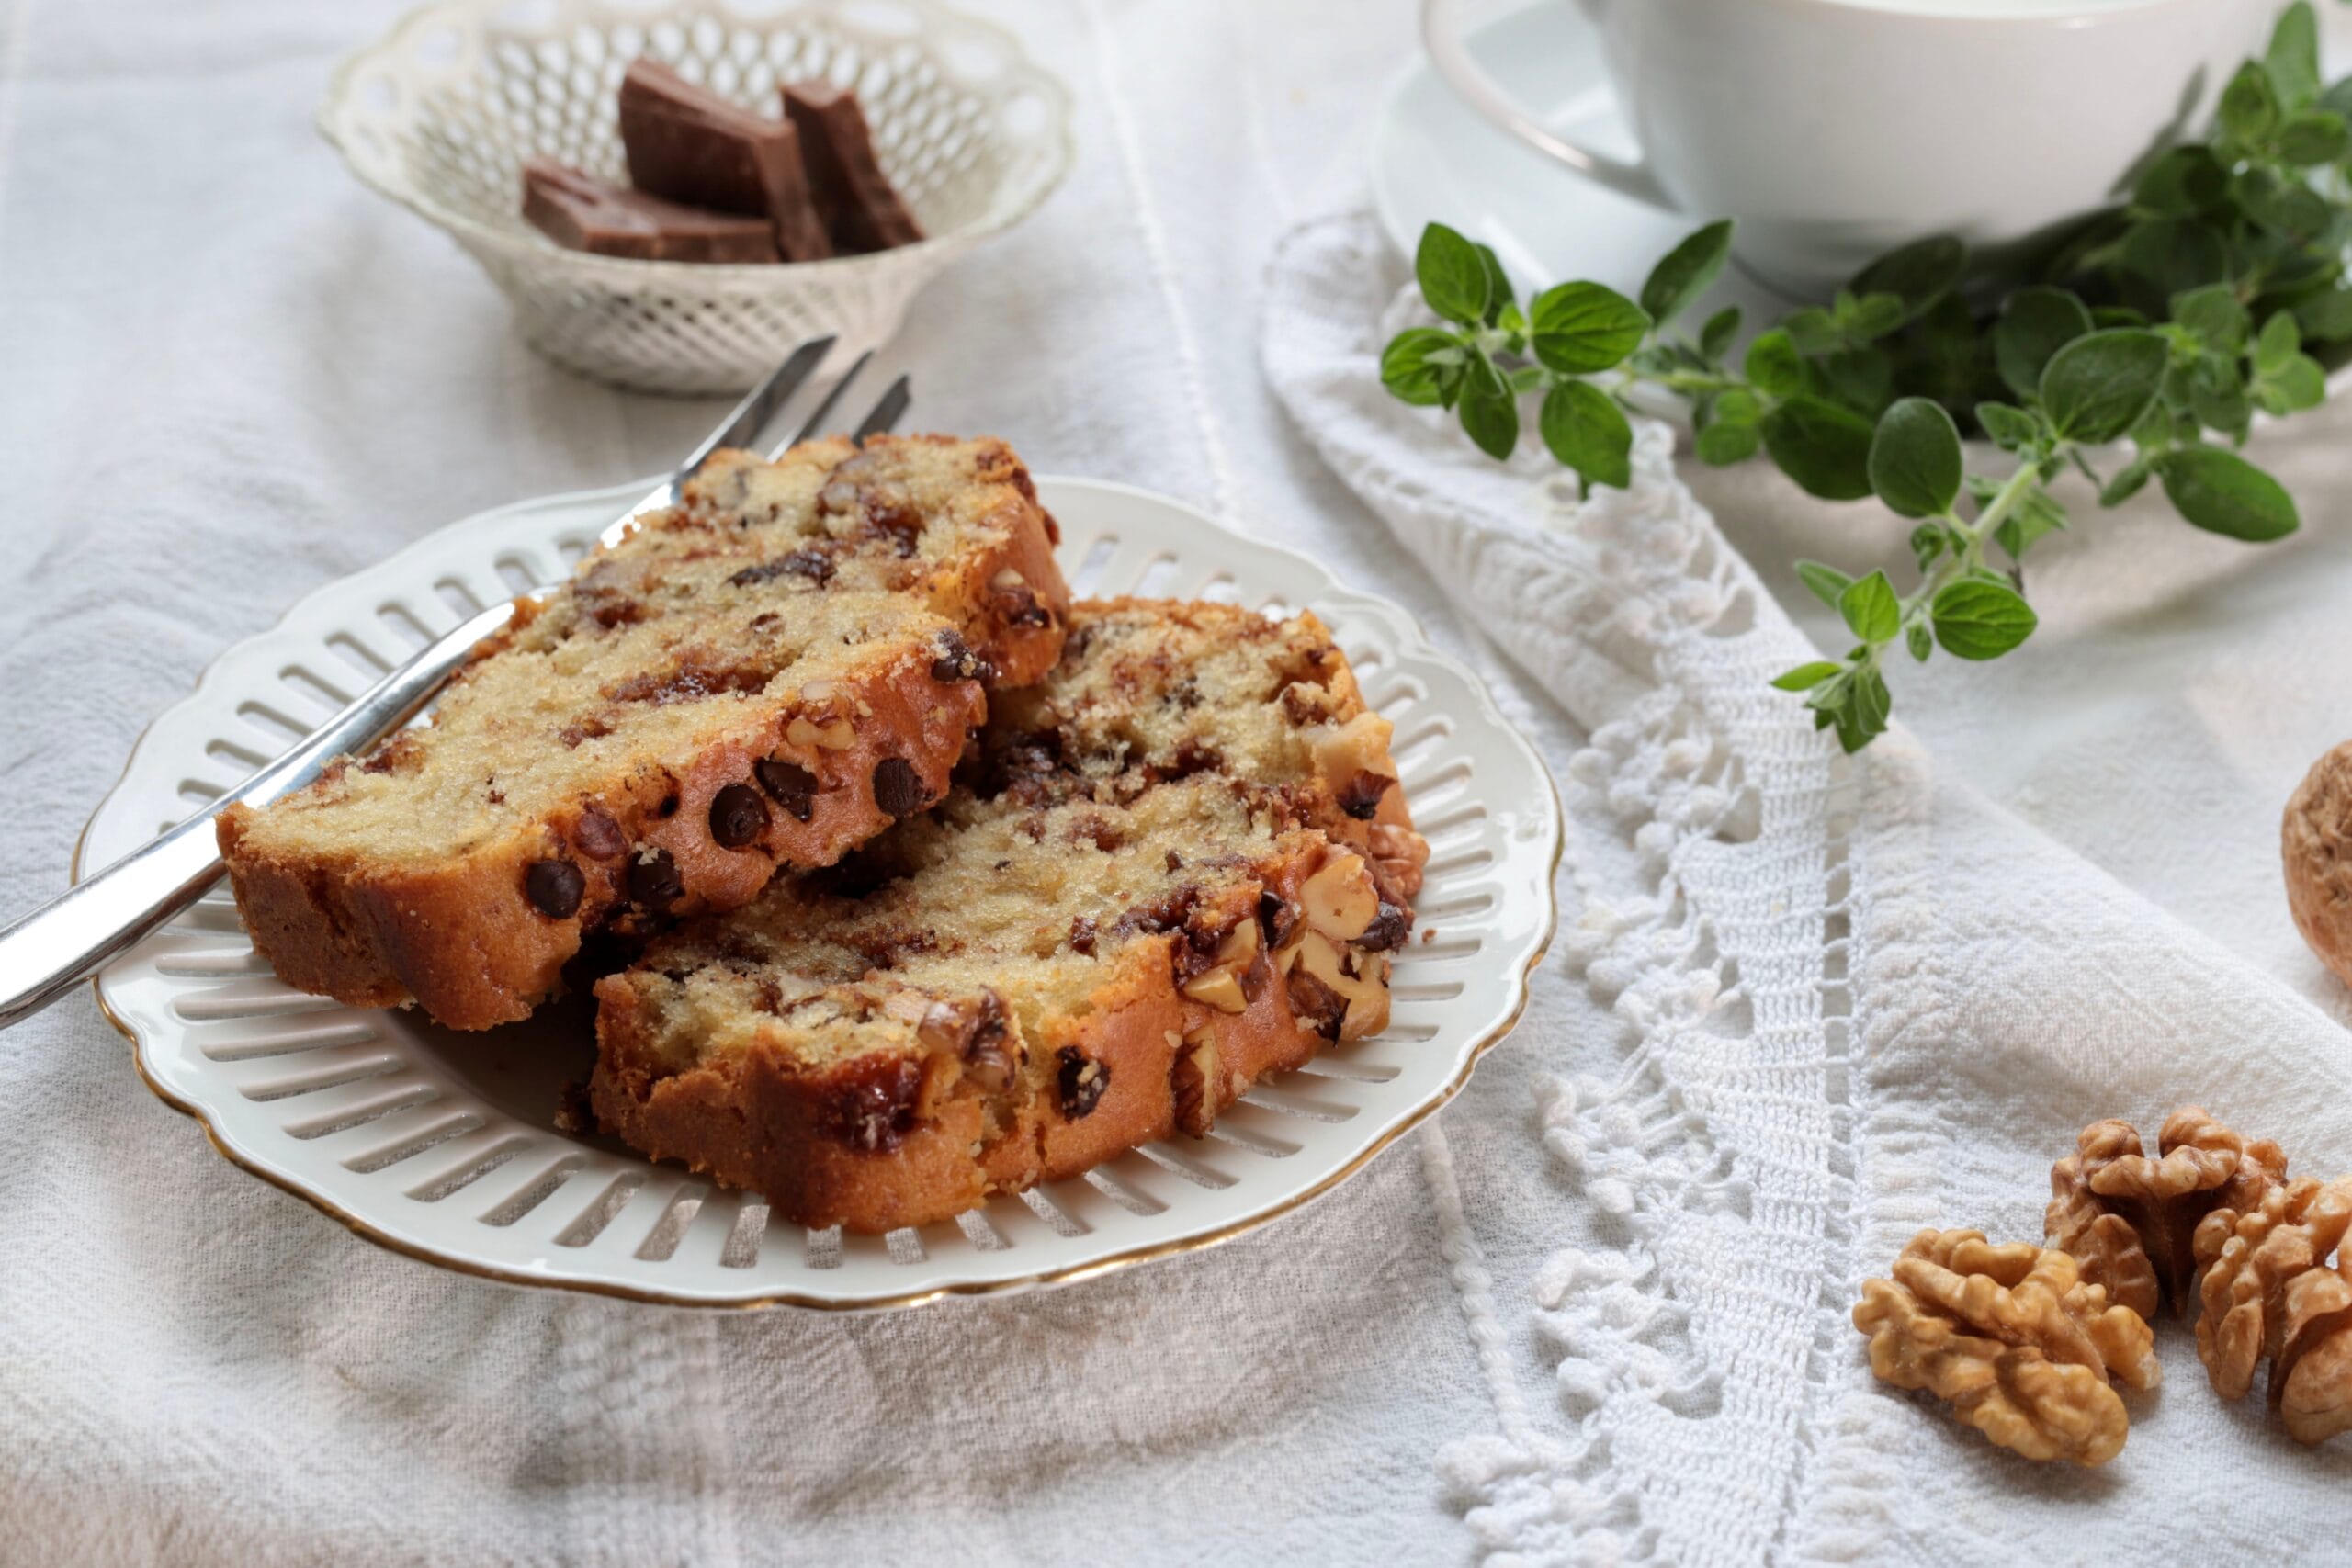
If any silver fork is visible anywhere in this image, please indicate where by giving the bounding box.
[0,338,914,1030]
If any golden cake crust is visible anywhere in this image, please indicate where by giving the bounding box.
[219,435,1070,1031]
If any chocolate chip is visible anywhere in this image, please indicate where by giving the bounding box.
[1259,889,1298,950]
[572,806,627,860]
[1337,771,1394,821]
[1057,1046,1108,1120]
[754,757,819,821]
[872,757,925,818]
[1358,902,1411,952]
[627,849,684,913]
[1069,915,1099,956]
[727,549,834,588]
[864,495,923,556]
[709,783,769,849]
[1165,850,1184,872]
[525,858,584,919]
[928,629,996,684]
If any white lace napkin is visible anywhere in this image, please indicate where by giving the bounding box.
[1263,210,2352,1564]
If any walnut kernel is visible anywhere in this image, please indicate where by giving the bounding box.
[1853,1228,2156,1465]
[2193,1177,2352,1406]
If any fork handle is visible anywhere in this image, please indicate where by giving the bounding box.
[0,599,520,1031]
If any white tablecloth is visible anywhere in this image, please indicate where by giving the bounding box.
[4,1,2350,1562]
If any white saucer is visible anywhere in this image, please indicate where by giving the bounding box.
[1371,0,1787,319]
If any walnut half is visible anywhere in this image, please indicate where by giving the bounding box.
[2192,1177,2352,1433]
[1853,1228,2157,1465]
[2044,1106,2285,1321]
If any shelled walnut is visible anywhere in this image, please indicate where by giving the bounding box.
[2277,1252,2352,1445]
[1852,1228,2158,1465]
[2044,1107,2286,1321]
[2192,1177,2352,1445]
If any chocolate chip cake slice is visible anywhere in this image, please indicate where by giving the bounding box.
[590,599,1430,1233]
[219,435,1069,1031]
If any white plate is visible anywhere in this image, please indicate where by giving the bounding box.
[1372,0,2352,395]
[78,477,1561,1311]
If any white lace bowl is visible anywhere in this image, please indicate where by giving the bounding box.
[319,0,1074,394]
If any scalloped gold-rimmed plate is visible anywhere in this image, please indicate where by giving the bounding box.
[80,476,1560,1310]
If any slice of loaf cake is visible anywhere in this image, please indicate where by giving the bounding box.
[219,435,1070,1031]
[591,599,1430,1233]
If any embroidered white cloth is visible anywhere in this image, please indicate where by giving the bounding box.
[6,0,2352,1558]
[1263,211,2352,1562]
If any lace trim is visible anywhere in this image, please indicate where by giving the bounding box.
[1261,216,1894,1563]
[1423,428,1864,1566]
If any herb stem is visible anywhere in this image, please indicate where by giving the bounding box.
[1864,458,2049,682]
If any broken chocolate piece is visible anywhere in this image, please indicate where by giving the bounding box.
[780,81,924,253]
[521,158,778,264]
[617,60,832,261]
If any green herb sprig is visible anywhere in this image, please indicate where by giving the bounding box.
[1382,2,2352,752]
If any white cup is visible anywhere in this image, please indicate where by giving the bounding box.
[1423,0,2280,298]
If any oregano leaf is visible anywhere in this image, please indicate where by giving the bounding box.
[1866,397,1964,519]
[2265,1,2321,110]
[1537,378,1634,489]
[1994,287,2096,399]
[1795,559,1854,610]
[1761,396,1876,501]
[1456,356,1519,460]
[1770,661,1841,692]
[1639,220,1734,329]
[2039,329,2169,444]
[2157,446,2299,540]
[1415,224,1489,327]
[1379,327,1464,408]
[1529,282,1652,374]
[1745,328,1804,398]
[1930,579,2039,660]
[1838,570,1901,644]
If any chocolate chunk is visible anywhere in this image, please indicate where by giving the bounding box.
[780,81,923,253]
[863,494,922,556]
[709,783,770,849]
[929,629,996,685]
[1057,1046,1108,1120]
[627,848,684,912]
[617,60,832,260]
[525,858,585,919]
[754,758,820,820]
[572,806,628,860]
[872,757,925,818]
[1358,902,1411,952]
[1259,889,1298,950]
[1069,915,1099,956]
[520,158,778,264]
[729,549,833,588]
